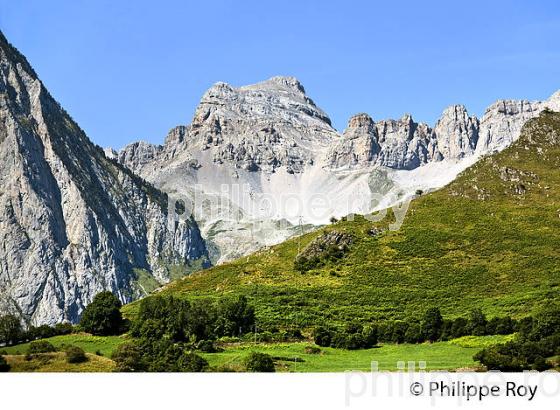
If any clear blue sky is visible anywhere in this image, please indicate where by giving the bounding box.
[1,0,559,149]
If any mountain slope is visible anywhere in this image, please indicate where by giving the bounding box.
[0,31,209,325]
[132,111,560,328]
[114,76,560,264]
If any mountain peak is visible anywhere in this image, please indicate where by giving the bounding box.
[262,76,305,93]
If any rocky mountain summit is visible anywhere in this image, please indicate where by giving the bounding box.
[0,31,209,325]
[115,76,559,263]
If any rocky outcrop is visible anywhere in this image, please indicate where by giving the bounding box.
[0,31,209,325]
[477,99,551,155]
[326,113,380,168]
[433,105,479,159]
[327,95,558,171]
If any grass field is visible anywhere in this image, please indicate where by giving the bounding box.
[5,352,115,372]
[203,335,514,372]
[2,335,513,372]
[1,333,127,357]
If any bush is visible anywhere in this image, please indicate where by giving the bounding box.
[196,340,217,353]
[345,333,366,350]
[474,332,560,372]
[27,340,57,354]
[80,291,124,336]
[54,323,75,335]
[65,346,87,363]
[177,352,209,372]
[0,356,10,372]
[244,352,275,372]
[313,326,333,347]
[532,356,552,371]
[362,325,378,347]
[282,328,304,341]
[305,346,321,354]
[111,342,146,372]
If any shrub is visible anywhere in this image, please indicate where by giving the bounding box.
[196,340,217,353]
[0,356,10,372]
[65,346,87,363]
[244,352,275,372]
[532,356,552,371]
[27,340,57,354]
[305,346,321,354]
[313,326,333,347]
[331,332,350,349]
[26,325,57,340]
[345,322,363,334]
[345,333,366,350]
[177,352,209,372]
[80,291,124,336]
[282,328,304,341]
[474,347,527,371]
[111,342,146,372]
[362,325,378,347]
[54,322,75,335]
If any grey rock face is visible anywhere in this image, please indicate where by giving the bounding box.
[186,76,338,174]
[116,73,560,267]
[0,32,209,325]
[328,95,558,171]
[326,113,380,168]
[433,105,479,159]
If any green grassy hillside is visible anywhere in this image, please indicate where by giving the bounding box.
[123,111,560,329]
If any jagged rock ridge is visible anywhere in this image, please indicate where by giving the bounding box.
[115,75,559,264]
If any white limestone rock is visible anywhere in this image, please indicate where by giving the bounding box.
[0,31,209,325]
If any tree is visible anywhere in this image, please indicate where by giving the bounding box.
[111,342,146,372]
[215,296,255,337]
[450,317,468,339]
[80,291,124,336]
[65,346,87,363]
[0,315,23,346]
[530,304,560,340]
[422,308,443,342]
[132,296,192,342]
[467,309,487,336]
[244,352,275,372]
[0,355,10,372]
[404,322,424,344]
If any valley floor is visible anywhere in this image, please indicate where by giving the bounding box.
[1,334,517,372]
